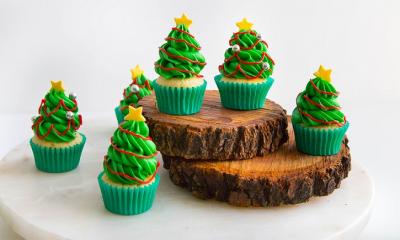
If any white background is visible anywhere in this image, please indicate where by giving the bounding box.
[0,0,399,239]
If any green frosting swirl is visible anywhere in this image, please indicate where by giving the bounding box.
[33,89,81,143]
[104,120,158,185]
[155,24,206,79]
[292,77,345,127]
[219,30,274,79]
[119,74,153,115]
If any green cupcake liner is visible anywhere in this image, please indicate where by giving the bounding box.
[214,74,274,110]
[292,121,349,156]
[30,133,86,173]
[153,80,207,115]
[115,106,124,125]
[98,172,160,215]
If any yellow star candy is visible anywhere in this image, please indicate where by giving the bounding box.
[130,65,144,79]
[174,14,192,28]
[236,18,253,31]
[313,65,332,82]
[50,80,64,91]
[124,106,146,122]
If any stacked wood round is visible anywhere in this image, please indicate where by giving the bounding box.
[141,90,351,207]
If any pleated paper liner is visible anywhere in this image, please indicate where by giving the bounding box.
[292,121,349,156]
[153,80,207,115]
[98,172,160,215]
[214,74,274,110]
[114,106,124,125]
[30,133,86,173]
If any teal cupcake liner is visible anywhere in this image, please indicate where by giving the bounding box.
[153,80,207,115]
[115,106,124,125]
[98,172,160,215]
[214,74,274,110]
[292,121,349,156]
[30,133,86,173]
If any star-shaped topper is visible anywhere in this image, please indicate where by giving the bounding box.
[130,65,144,80]
[124,106,146,122]
[236,18,253,31]
[175,13,192,28]
[51,80,64,91]
[313,65,332,82]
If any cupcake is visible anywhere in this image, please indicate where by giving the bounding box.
[98,106,160,215]
[153,14,207,115]
[216,18,275,110]
[115,65,153,124]
[292,65,349,156]
[30,80,85,173]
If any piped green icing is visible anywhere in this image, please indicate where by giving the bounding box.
[32,88,81,143]
[219,30,274,79]
[104,120,158,185]
[119,74,153,116]
[155,24,206,79]
[292,77,346,127]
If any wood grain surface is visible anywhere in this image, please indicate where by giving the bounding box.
[163,117,351,207]
[141,90,289,160]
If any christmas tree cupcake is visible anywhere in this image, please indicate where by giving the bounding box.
[292,65,349,156]
[115,65,153,124]
[216,18,275,110]
[98,106,160,215]
[30,81,85,173]
[153,14,207,115]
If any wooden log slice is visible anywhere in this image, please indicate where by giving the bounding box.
[141,90,289,161]
[163,117,351,207]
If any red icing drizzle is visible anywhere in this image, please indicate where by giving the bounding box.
[33,99,82,140]
[297,108,346,127]
[110,137,158,159]
[155,64,203,78]
[120,77,153,111]
[165,37,201,50]
[117,124,152,140]
[303,95,341,111]
[219,30,274,80]
[104,156,160,185]
[159,48,206,66]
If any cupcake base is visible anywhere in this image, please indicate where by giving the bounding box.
[114,106,124,125]
[292,121,350,156]
[30,133,86,173]
[215,74,274,110]
[98,172,160,215]
[153,79,207,115]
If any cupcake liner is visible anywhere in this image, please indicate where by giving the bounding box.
[214,74,274,110]
[292,121,349,156]
[115,106,124,125]
[98,172,160,215]
[30,133,86,173]
[153,80,207,115]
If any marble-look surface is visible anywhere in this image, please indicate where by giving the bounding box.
[0,118,373,240]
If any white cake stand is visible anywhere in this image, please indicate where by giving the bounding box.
[0,117,374,240]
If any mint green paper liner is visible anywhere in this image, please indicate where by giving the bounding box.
[98,172,160,215]
[30,133,86,173]
[292,121,349,156]
[214,74,274,110]
[115,106,124,125]
[153,80,207,115]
